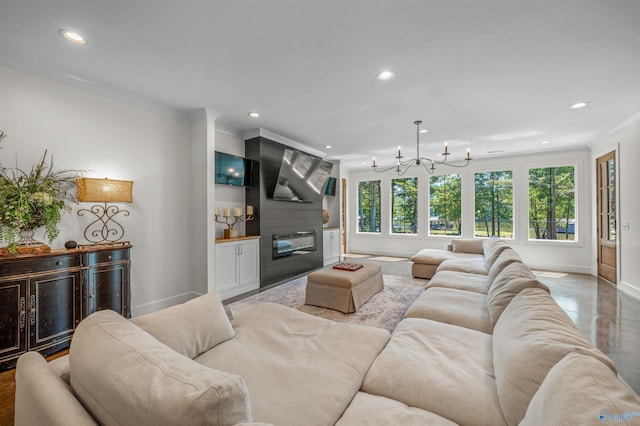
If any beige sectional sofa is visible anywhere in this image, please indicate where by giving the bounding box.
[15,239,640,425]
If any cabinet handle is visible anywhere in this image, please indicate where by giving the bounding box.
[56,261,62,266]
[30,295,36,326]
[18,297,26,330]
[107,255,112,260]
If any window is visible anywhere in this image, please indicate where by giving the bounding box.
[391,177,418,234]
[528,166,576,240]
[429,174,461,236]
[474,170,513,238]
[357,180,381,233]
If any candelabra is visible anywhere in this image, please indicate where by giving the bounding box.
[215,206,255,239]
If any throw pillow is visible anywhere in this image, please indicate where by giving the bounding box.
[132,291,234,359]
[70,310,252,426]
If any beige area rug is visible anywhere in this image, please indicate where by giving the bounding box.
[229,275,427,333]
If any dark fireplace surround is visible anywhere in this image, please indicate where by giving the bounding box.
[245,137,324,288]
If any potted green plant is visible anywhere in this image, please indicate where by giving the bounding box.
[0,131,79,254]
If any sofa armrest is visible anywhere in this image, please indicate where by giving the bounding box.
[15,352,97,426]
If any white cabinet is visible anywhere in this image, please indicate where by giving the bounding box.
[215,237,260,300]
[323,229,341,266]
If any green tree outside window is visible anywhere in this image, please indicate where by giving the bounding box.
[474,170,513,238]
[429,174,461,236]
[528,166,575,240]
[391,177,418,234]
[357,180,381,233]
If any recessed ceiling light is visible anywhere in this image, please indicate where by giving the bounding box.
[376,70,395,81]
[59,30,86,44]
[570,102,588,109]
[248,112,260,118]
[541,140,550,144]
[324,145,332,149]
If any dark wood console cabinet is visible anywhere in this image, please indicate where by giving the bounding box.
[0,244,131,371]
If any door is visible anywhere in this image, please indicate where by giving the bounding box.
[238,239,260,287]
[30,270,81,350]
[0,279,28,363]
[597,151,616,284]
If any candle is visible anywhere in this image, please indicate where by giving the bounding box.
[234,207,242,217]
[215,208,220,216]
[246,205,254,215]
[223,208,230,217]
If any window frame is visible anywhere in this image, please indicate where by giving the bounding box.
[473,169,515,240]
[389,176,419,235]
[356,179,382,234]
[427,172,463,238]
[526,162,580,244]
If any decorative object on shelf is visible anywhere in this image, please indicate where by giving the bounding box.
[76,177,133,244]
[0,131,79,254]
[215,205,255,239]
[65,240,78,249]
[372,120,472,176]
[322,209,329,225]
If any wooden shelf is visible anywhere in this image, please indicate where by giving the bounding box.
[215,235,260,244]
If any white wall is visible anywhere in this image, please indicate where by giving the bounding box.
[0,65,197,314]
[346,148,593,273]
[591,116,640,299]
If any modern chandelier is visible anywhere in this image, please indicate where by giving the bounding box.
[372,121,472,175]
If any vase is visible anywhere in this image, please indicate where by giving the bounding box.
[17,228,44,246]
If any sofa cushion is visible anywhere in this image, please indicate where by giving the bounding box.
[493,288,617,426]
[482,239,510,269]
[335,392,459,426]
[451,238,484,254]
[405,287,492,334]
[362,318,507,426]
[15,352,98,426]
[486,248,522,285]
[195,302,390,426]
[521,352,640,426]
[131,292,234,359]
[70,310,252,426]
[411,248,456,264]
[425,270,489,294]
[487,262,549,328]
[436,256,489,275]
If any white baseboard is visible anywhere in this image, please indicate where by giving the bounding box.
[131,292,203,317]
[524,262,592,275]
[618,281,640,301]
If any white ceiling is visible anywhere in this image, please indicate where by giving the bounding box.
[1,1,639,169]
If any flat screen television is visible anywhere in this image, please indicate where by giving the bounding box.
[214,151,254,187]
[272,148,333,202]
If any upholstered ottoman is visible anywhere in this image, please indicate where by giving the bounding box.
[305,263,384,313]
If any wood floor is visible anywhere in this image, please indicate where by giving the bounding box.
[1,260,638,425]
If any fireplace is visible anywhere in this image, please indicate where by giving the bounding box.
[272,230,317,259]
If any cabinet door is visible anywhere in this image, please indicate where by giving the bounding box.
[86,263,130,318]
[0,279,28,364]
[29,270,81,351]
[215,243,240,292]
[330,230,341,259]
[238,240,260,286]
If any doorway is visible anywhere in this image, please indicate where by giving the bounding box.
[341,178,347,254]
[596,151,616,284]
